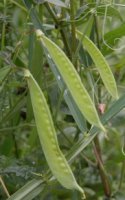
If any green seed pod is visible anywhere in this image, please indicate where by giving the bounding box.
[36,29,105,131]
[77,30,118,99]
[24,69,86,199]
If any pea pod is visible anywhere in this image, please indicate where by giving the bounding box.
[24,69,86,199]
[36,29,105,131]
[77,30,118,99]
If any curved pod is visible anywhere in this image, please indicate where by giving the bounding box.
[24,70,85,199]
[36,29,105,131]
[77,30,118,99]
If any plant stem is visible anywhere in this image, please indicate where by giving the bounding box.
[12,132,19,158]
[1,0,7,52]
[94,15,100,49]
[0,176,10,198]
[45,3,71,58]
[93,136,111,197]
[94,15,103,102]
[70,0,76,65]
[10,0,27,12]
[119,160,125,190]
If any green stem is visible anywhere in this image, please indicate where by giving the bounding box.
[10,0,27,12]
[12,132,19,158]
[0,176,10,198]
[70,0,76,65]
[1,0,7,53]
[119,136,125,190]
[73,15,93,65]
[45,3,71,58]
[0,123,35,132]
[94,15,102,102]
[119,160,125,190]
[94,15,100,49]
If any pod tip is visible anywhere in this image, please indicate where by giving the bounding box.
[36,29,44,38]
[23,69,30,78]
[77,185,86,199]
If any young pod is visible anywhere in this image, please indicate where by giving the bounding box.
[77,30,118,99]
[36,29,105,132]
[24,69,86,199]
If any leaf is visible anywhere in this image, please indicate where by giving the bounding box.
[7,179,43,200]
[96,5,123,21]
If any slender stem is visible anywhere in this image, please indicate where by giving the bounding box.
[10,0,27,12]
[92,13,111,197]
[0,176,10,198]
[70,0,76,64]
[45,2,58,24]
[0,123,35,132]
[12,132,19,158]
[73,15,93,64]
[119,136,125,189]
[1,0,7,56]
[45,3,71,58]
[93,136,111,197]
[94,15,102,104]
[119,160,125,190]
[94,15,100,49]
[60,29,71,58]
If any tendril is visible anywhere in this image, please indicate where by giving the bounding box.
[102,3,125,51]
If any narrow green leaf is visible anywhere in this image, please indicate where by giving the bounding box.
[77,30,118,99]
[7,179,43,200]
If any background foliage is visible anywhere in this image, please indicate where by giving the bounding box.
[0,0,125,199]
